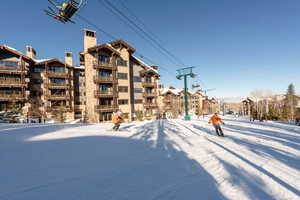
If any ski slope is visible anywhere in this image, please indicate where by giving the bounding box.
[0,116,299,200]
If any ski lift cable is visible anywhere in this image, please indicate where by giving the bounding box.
[116,0,165,45]
[100,0,181,68]
[75,14,176,76]
[100,0,187,67]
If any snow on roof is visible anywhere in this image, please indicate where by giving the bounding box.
[161,87,183,95]
[74,65,85,69]
[33,59,52,64]
[132,56,158,74]
[3,45,19,52]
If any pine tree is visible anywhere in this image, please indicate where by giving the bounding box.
[285,83,296,121]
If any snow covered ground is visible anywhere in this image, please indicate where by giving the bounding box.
[0,116,299,200]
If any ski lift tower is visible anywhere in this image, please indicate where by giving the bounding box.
[176,67,197,120]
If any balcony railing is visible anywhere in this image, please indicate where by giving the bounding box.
[142,82,156,88]
[47,83,68,89]
[48,94,68,100]
[74,105,82,110]
[95,104,118,112]
[47,71,68,78]
[94,90,115,98]
[46,106,72,112]
[163,98,172,103]
[144,103,158,108]
[0,78,26,87]
[0,65,26,74]
[0,94,25,101]
[143,92,157,98]
[93,61,116,70]
[93,76,115,83]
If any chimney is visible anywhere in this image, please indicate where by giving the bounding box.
[26,46,37,59]
[84,29,97,52]
[65,52,73,66]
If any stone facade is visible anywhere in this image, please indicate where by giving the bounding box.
[81,29,160,123]
[0,29,160,123]
[0,45,75,121]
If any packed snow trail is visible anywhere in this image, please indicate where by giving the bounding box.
[0,116,299,200]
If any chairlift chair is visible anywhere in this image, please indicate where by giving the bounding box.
[45,0,87,23]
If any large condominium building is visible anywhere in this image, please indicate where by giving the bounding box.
[0,45,32,112]
[0,45,74,120]
[0,30,160,123]
[80,29,160,123]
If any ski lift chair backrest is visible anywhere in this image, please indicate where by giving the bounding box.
[64,3,78,19]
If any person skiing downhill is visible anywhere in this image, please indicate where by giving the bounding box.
[209,113,225,137]
[112,111,123,131]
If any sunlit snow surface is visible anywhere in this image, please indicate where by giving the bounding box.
[0,116,299,200]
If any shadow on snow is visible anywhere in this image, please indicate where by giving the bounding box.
[0,121,227,200]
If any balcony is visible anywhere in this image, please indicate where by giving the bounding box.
[94,90,116,98]
[0,78,26,87]
[163,98,172,103]
[47,83,68,89]
[74,105,82,111]
[0,65,26,74]
[75,114,82,119]
[48,94,69,100]
[0,94,25,101]
[95,105,118,112]
[93,61,116,70]
[46,106,72,112]
[142,82,156,88]
[143,92,157,98]
[144,103,158,108]
[47,71,68,78]
[93,76,115,83]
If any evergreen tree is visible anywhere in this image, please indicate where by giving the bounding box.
[285,83,296,120]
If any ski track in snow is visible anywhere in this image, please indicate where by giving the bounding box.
[0,116,299,200]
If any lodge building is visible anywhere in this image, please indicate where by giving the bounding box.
[0,29,160,123]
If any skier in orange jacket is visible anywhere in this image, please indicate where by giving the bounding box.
[209,113,225,136]
[112,112,123,131]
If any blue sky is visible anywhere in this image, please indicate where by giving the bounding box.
[1,0,299,98]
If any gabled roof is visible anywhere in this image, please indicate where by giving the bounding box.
[0,45,33,63]
[131,55,159,75]
[110,40,136,53]
[34,58,72,67]
[88,43,120,55]
[161,87,183,96]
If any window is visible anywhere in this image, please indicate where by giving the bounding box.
[118,99,128,105]
[118,86,128,93]
[50,78,65,84]
[33,79,43,84]
[117,73,128,79]
[145,76,152,83]
[116,58,127,66]
[135,99,143,104]
[145,88,152,93]
[49,66,65,73]
[98,71,111,77]
[133,76,141,82]
[0,60,18,68]
[99,55,110,63]
[134,88,143,93]
[75,71,80,77]
[33,67,44,73]
[99,85,112,91]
